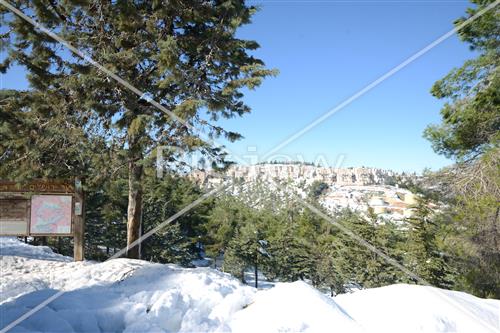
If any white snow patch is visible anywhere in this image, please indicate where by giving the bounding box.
[336,284,500,333]
[229,281,362,332]
[0,237,70,262]
[0,238,255,332]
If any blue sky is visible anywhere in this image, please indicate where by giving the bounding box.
[1,1,476,172]
[219,0,475,172]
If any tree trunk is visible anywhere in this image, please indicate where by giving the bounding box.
[126,144,143,259]
[254,262,258,288]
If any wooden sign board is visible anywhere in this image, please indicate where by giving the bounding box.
[0,199,29,235]
[0,179,85,261]
[0,180,75,193]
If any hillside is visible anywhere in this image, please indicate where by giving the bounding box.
[190,164,421,221]
[1,237,498,333]
[190,164,411,187]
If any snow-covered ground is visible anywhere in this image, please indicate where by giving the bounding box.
[1,237,498,333]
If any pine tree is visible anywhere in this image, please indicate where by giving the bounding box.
[421,0,499,297]
[85,179,128,260]
[207,195,270,286]
[373,219,407,285]
[332,210,406,289]
[0,89,110,182]
[223,220,269,287]
[222,237,247,283]
[141,173,211,266]
[308,181,329,199]
[205,196,253,260]
[1,1,275,258]
[423,0,499,159]
[266,208,313,282]
[405,198,454,289]
[312,234,347,296]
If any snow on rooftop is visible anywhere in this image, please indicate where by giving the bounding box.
[0,237,499,333]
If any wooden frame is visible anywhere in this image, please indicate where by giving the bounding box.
[0,179,85,261]
[0,180,75,193]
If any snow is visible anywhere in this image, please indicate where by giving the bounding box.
[0,238,254,333]
[1,237,499,333]
[0,238,70,262]
[336,284,500,333]
[229,281,362,332]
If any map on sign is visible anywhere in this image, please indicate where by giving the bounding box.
[30,195,72,234]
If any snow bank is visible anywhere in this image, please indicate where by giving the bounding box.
[0,237,70,262]
[229,281,361,332]
[0,238,254,332]
[336,284,500,333]
[1,237,499,333]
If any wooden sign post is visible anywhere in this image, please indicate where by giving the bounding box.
[0,179,85,261]
[73,178,84,261]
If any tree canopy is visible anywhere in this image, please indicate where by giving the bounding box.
[1,0,275,258]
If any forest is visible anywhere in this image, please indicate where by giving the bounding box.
[0,0,498,301]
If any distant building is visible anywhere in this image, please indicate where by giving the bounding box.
[368,197,389,214]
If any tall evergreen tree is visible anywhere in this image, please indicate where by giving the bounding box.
[424,0,499,159]
[205,195,253,260]
[141,172,212,266]
[223,220,269,287]
[1,0,275,258]
[330,210,406,289]
[0,89,110,182]
[405,198,454,289]
[423,0,499,297]
[266,208,313,282]
[311,233,347,296]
